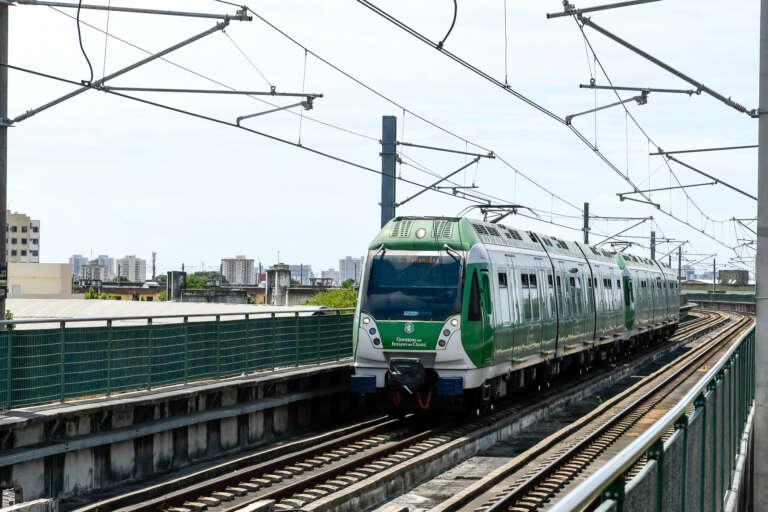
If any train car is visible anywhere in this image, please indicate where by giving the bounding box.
[350,217,680,411]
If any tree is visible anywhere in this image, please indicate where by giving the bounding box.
[290,278,301,285]
[342,279,356,289]
[155,274,167,284]
[157,290,167,301]
[305,288,357,309]
[84,287,97,299]
[186,271,227,289]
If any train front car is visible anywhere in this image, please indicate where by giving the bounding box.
[351,217,481,412]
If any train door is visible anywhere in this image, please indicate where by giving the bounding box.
[495,266,514,362]
[518,269,542,357]
[541,270,557,352]
[622,269,635,330]
[479,269,494,364]
[585,272,596,340]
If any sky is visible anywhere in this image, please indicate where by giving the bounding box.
[4,0,759,276]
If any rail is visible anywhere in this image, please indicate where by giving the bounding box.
[549,319,755,512]
[0,307,355,410]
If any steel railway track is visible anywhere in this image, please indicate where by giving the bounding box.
[91,311,725,512]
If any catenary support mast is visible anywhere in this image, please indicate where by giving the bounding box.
[756,2,768,506]
[380,115,397,227]
[0,4,8,319]
[583,202,589,244]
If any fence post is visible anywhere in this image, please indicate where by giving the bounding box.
[106,319,112,396]
[675,414,689,512]
[336,311,342,360]
[147,318,153,391]
[270,313,276,370]
[647,437,664,511]
[245,314,250,374]
[215,315,221,378]
[294,312,300,367]
[183,316,189,384]
[5,324,12,409]
[59,321,65,402]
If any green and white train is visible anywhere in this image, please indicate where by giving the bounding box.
[350,216,680,411]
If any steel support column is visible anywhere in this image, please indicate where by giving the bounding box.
[650,230,656,260]
[757,1,768,504]
[583,202,589,244]
[0,3,7,320]
[380,115,397,227]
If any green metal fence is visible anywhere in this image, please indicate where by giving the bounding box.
[687,293,755,303]
[549,323,755,512]
[0,309,354,410]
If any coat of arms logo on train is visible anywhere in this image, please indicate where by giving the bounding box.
[349,216,680,413]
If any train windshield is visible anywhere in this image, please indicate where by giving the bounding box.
[364,253,462,321]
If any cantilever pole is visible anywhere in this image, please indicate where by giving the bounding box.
[397,157,480,207]
[13,0,252,21]
[666,155,757,201]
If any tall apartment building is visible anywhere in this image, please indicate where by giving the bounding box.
[339,256,364,284]
[79,260,109,282]
[69,254,89,277]
[6,211,40,263]
[221,255,255,285]
[117,255,147,282]
[289,264,315,285]
[96,255,115,280]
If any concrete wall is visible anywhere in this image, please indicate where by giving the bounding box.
[0,363,363,503]
[180,289,249,304]
[8,263,73,299]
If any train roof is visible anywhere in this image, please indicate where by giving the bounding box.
[371,217,672,273]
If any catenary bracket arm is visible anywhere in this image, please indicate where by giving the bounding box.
[398,156,480,207]
[11,21,229,124]
[595,218,649,247]
[577,15,752,116]
[11,0,251,21]
[666,155,757,201]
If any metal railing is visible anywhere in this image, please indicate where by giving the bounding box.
[687,292,755,303]
[0,308,355,410]
[549,321,755,512]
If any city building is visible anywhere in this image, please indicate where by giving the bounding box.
[321,268,340,285]
[79,260,110,282]
[96,255,115,279]
[6,211,40,263]
[8,263,74,298]
[339,256,364,283]
[117,255,147,282]
[289,264,315,285]
[221,255,255,285]
[69,254,89,277]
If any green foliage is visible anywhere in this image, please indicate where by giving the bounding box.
[305,288,357,309]
[99,293,108,300]
[5,310,12,320]
[186,271,227,289]
[342,279,356,289]
[111,276,130,283]
[158,290,167,301]
[84,287,97,299]
[290,278,301,285]
[247,293,258,304]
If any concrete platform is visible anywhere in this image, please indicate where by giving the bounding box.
[0,360,358,504]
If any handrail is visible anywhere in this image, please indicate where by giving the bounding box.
[0,307,356,326]
[548,320,755,512]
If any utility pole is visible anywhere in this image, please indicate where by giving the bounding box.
[650,230,656,260]
[757,4,768,507]
[677,246,682,282]
[583,202,589,244]
[381,115,397,228]
[0,3,8,320]
[712,257,716,294]
[151,251,157,280]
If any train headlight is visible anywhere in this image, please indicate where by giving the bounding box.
[415,228,427,239]
[436,316,460,350]
[362,317,370,325]
[450,318,459,327]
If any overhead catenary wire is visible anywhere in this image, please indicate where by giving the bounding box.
[76,0,94,83]
[222,29,273,88]
[48,6,379,143]
[354,0,739,251]
[100,0,110,81]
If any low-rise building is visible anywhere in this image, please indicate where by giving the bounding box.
[8,263,73,298]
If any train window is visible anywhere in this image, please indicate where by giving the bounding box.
[498,272,511,325]
[487,227,500,236]
[529,274,540,319]
[624,280,631,306]
[521,274,530,288]
[556,276,564,317]
[510,230,523,241]
[498,273,508,287]
[616,280,621,288]
[468,271,482,321]
[528,232,538,243]
[548,274,553,287]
